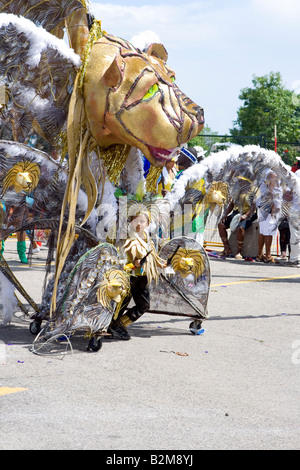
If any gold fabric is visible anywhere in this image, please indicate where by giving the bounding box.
[123,232,166,284]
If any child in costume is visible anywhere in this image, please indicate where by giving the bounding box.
[109,208,166,340]
[158,158,178,197]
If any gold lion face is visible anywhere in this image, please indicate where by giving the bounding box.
[2,161,41,194]
[97,268,130,310]
[203,181,228,209]
[84,34,204,168]
[171,248,205,279]
[178,257,195,273]
[106,282,125,303]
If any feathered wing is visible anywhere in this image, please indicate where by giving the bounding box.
[0,141,98,240]
[0,13,81,144]
[0,272,18,325]
[164,157,229,237]
[43,243,126,338]
[211,145,300,231]
[0,0,87,32]
[164,145,300,236]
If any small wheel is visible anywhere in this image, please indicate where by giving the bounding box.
[29,320,42,335]
[87,336,103,352]
[189,319,204,335]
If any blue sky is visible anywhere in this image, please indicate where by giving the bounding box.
[88,0,300,135]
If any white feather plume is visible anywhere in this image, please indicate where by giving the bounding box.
[0,272,18,326]
[0,13,81,68]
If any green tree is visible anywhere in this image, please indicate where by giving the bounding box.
[230,72,300,165]
[188,124,220,154]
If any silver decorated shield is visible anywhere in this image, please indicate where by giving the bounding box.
[32,243,130,353]
[149,236,210,319]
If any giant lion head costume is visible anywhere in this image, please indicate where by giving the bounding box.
[0,1,204,310]
[82,34,204,166]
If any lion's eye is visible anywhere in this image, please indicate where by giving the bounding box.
[142,83,159,101]
[170,76,176,82]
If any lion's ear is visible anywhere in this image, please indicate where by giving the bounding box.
[103,57,122,87]
[146,43,168,62]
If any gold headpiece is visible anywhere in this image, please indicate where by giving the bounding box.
[203,181,228,209]
[97,268,130,318]
[170,247,205,279]
[2,161,40,194]
[125,181,162,225]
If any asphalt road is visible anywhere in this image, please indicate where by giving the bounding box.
[0,238,299,451]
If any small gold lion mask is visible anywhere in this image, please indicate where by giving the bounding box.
[2,161,41,194]
[97,268,130,310]
[171,248,205,279]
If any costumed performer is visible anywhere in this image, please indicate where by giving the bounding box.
[288,169,300,267]
[255,169,282,263]
[176,147,198,178]
[218,196,257,259]
[158,158,178,197]
[109,206,167,340]
[176,147,208,245]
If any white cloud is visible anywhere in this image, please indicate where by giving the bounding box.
[89,2,216,45]
[130,30,161,50]
[251,0,300,25]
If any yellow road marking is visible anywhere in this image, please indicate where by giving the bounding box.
[17,262,54,268]
[0,387,27,396]
[212,273,300,287]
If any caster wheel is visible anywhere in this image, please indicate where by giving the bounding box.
[189,320,205,335]
[29,320,42,335]
[87,336,103,352]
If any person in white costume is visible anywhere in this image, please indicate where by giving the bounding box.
[289,170,300,267]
